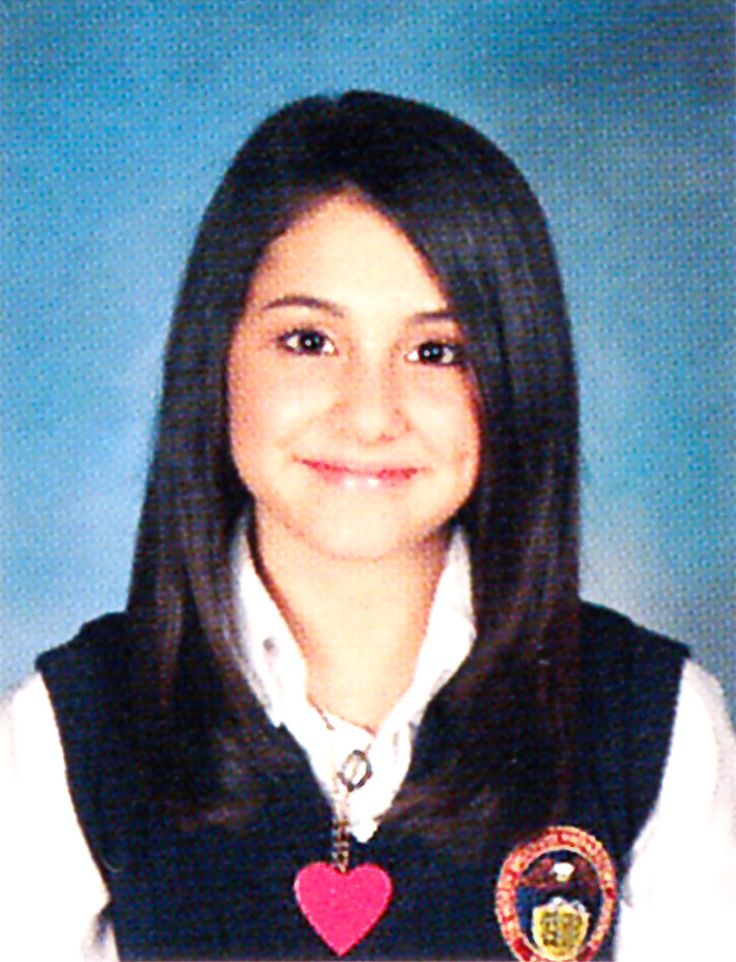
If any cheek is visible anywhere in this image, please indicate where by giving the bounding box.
[228,359,332,468]
[229,369,284,466]
[228,351,275,482]
[454,415,482,493]
[415,382,481,469]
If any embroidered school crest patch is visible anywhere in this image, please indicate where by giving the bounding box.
[495,826,617,961]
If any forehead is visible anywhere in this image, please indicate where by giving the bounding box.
[245,192,449,313]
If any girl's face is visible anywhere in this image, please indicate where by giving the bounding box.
[227,192,480,564]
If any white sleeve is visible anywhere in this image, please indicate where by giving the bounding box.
[614,660,736,961]
[0,673,119,962]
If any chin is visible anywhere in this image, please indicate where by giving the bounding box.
[294,513,449,564]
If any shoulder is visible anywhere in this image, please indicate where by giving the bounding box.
[578,602,688,726]
[35,612,134,753]
[1,671,65,785]
[1,611,133,907]
[615,660,736,958]
[657,659,736,824]
[36,611,132,680]
[579,601,688,661]
[0,673,115,958]
[578,602,688,724]
[576,604,690,839]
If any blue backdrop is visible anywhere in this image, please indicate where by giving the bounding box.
[3,1,734,715]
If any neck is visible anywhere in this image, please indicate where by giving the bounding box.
[251,521,449,729]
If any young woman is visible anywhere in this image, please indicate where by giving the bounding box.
[2,91,734,961]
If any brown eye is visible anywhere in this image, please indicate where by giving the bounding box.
[407,341,465,366]
[279,329,336,355]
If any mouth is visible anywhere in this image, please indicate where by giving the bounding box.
[300,458,421,488]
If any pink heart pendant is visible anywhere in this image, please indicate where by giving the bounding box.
[294,862,393,956]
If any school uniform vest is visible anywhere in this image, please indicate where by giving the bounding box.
[37,603,686,960]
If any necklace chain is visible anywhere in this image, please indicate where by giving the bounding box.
[314,705,374,872]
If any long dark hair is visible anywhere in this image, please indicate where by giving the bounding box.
[127,91,579,850]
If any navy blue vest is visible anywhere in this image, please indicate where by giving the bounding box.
[37,604,686,960]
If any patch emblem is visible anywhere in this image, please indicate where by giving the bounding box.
[495,826,617,961]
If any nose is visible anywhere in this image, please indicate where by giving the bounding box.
[335,355,407,442]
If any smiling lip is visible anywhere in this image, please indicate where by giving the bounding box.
[300,458,420,487]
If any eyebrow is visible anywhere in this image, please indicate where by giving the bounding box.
[259,294,457,324]
[260,295,347,316]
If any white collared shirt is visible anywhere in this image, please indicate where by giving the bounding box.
[1,531,735,960]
